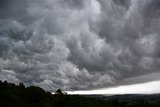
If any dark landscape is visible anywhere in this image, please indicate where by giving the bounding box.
[1,80,160,107]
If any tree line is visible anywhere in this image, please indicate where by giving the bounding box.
[0,80,160,107]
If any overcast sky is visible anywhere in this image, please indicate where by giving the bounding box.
[0,0,160,92]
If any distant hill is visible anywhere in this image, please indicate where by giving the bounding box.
[0,80,160,107]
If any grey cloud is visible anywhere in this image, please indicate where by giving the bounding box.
[59,0,86,9]
[0,0,160,91]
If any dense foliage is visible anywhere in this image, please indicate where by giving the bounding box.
[0,80,160,107]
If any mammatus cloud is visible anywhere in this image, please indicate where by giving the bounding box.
[0,0,160,92]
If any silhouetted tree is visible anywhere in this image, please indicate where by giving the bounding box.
[19,83,25,88]
[55,89,63,94]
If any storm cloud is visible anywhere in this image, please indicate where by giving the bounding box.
[0,0,160,91]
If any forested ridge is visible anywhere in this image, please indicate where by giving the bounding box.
[0,80,160,107]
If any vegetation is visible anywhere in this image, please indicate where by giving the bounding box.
[0,80,160,107]
[55,89,63,94]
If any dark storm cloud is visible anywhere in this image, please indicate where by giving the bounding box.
[0,0,28,19]
[0,0,160,91]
